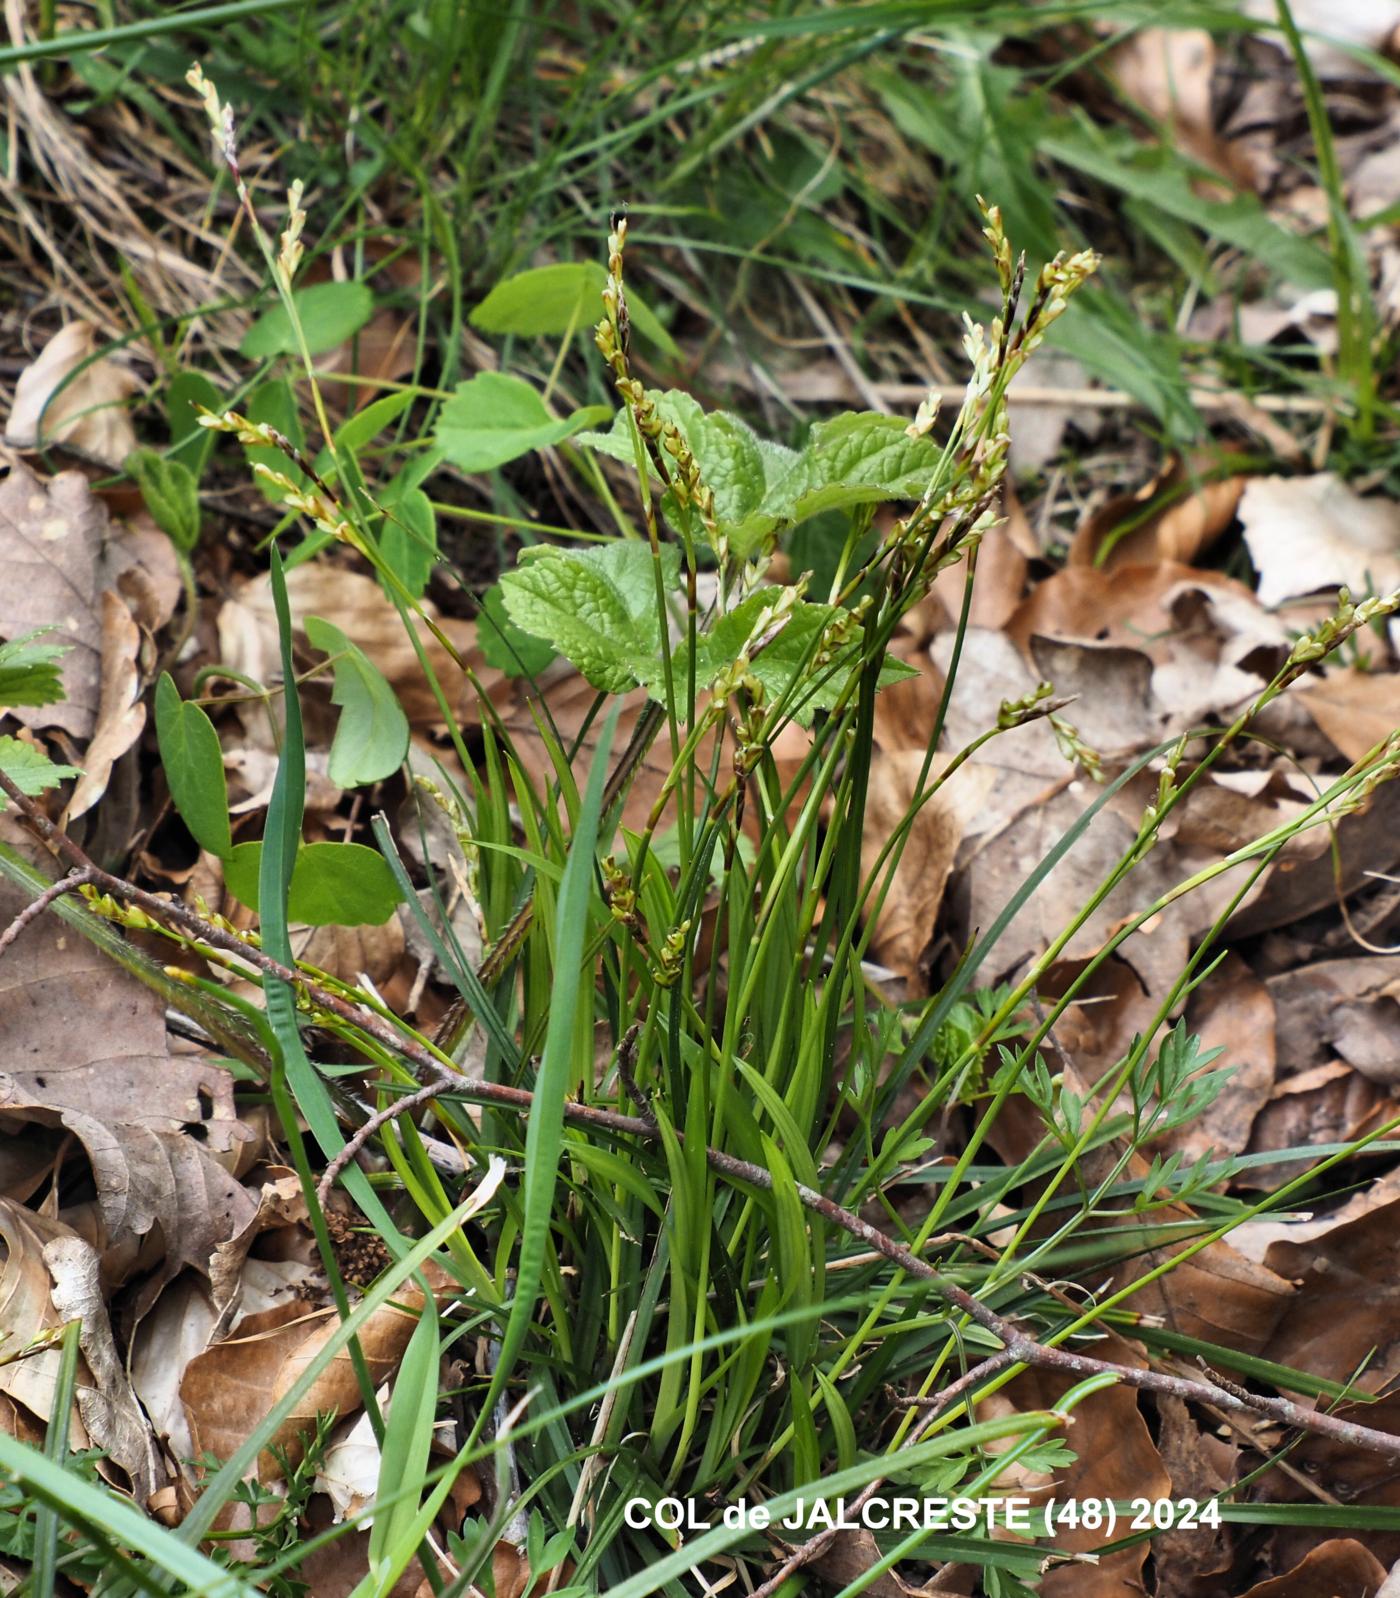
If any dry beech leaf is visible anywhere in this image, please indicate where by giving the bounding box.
[1151,1394,1238,1598]
[1263,1189,1400,1394]
[0,1198,74,1428]
[217,563,473,737]
[1296,666,1400,763]
[1069,455,1244,571]
[1105,29,1254,186]
[861,751,995,986]
[66,587,146,818]
[1255,1391,1400,1572]
[179,1300,323,1469]
[986,1356,1170,1598]
[44,1232,163,1503]
[1238,473,1400,608]
[0,463,177,745]
[1269,957,1400,1087]
[257,1276,455,1478]
[1235,1537,1389,1598]
[4,320,138,463]
[0,878,256,1269]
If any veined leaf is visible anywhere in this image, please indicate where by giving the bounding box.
[469,260,678,355]
[304,616,409,788]
[499,540,679,692]
[578,397,941,557]
[477,581,556,678]
[226,839,403,926]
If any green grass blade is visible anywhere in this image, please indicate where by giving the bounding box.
[480,703,620,1416]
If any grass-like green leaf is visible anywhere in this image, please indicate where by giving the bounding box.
[480,702,620,1417]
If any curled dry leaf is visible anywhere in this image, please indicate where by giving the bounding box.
[986,1357,1170,1598]
[217,563,473,738]
[1238,474,1400,609]
[0,464,178,808]
[1262,1188,1400,1394]
[44,1233,163,1503]
[1235,1537,1389,1598]
[1069,455,1245,571]
[0,877,257,1271]
[860,750,994,988]
[1105,29,1255,187]
[4,320,138,463]
[1270,956,1400,1086]
[0,1198,73,1429]
[1296,666,1400,764]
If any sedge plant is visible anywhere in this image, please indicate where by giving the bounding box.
[7,75,1400,1598]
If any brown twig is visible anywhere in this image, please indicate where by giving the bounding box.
[0,865,94,954]
[4,767,1400,1468]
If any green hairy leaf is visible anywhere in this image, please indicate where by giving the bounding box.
[498,540,680,692]
[304,616,410,787]
[125,448,201,552]
[578,396,942,556]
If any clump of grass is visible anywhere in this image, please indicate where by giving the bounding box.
[5,59,1400,1598]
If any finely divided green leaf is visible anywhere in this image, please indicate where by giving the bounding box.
[240,280,375,359]
[0,629,68,707]
[434,373,610,473]
[0,736,77,807]
[154,672,232,859]
[304,616,409,787]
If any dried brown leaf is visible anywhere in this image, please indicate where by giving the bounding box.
[1069,456,1244,571]
[1235,1537,1388,1598]
[0,463,177,748]
[4,321,138,462]
[1238,474,1400,608]
[1296,667,1400,764]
